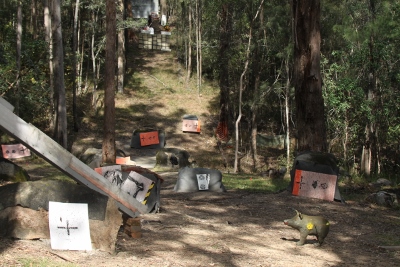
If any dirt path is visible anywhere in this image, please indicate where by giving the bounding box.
[1,172,399,266]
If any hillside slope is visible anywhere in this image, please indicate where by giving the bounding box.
[72,47,229,170]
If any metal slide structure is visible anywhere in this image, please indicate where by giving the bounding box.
[0,97,146,217]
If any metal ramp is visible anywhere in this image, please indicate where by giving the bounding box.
[0,97,146,217]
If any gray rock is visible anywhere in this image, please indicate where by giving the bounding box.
[174,167,226,192]
[155,148,191,169]
[376,178,392,186]
[0,179,108,220]
[0,157,30,182]
[80,148,103,169]
[366,191,398,207]
[0,199,122,253]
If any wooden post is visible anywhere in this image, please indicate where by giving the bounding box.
[0,97,147,216]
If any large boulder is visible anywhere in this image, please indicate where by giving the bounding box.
[0,180,122,252]
[155,148,191,169]
[0,157,30,182]
[0,179,108,219]
[174,167,226,192]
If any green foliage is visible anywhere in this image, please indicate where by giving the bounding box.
[320,0,400,175]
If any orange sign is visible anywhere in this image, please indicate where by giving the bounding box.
[292,169,337,201]
[1,144,31,159]
[182,119,201,133]
[139,131,160,146]
[116,156,136,165]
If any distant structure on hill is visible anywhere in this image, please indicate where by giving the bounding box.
[132,0,159,18]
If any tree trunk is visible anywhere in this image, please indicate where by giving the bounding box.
[44,0,54,130]
[361,0,377,177]
[186,2,192,85]
[285,57,291,170]
[217,4,232,143]
[102,0,117,164]
[91,11,99,108]
[292,0,326,152]
[195,0,202,94]
[117,0,125,94]
[15,0,22,116]
[250,7,265,172]
[52,0,68,149]
[160,0,167,17]
[72,0,80,132]
[31,0,38,39]
[234,0,264,173]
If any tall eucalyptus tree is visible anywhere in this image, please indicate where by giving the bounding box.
[102,0,117,164]
[52,0,67,148]
[292,0,326,152]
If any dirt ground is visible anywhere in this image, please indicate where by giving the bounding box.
[1,172,400,267]
[1,40,400,267]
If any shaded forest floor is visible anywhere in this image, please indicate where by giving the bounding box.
[1,42,400,266]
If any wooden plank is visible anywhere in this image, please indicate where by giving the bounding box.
[0,97,147,216]
[0,97,14,112]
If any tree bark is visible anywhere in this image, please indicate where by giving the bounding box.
[217,4,232,140]
[102,0,117,164]
[44,0,54,131]
[292,0,326,152]
[52,0,68,149]
[15,0,22,116]
[186,2,192,85]
[72,0,80,132]
[117,0,125,94]
[361,0,377,177]
[285,56,292,169]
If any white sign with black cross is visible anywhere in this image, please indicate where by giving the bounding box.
[196,174,210,190]
[48,201,92,251]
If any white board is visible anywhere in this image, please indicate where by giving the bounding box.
[121,171,154,203]
[196,174,210,190]
[49,201,92,251]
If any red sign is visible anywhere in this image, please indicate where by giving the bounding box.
[1,144,31,159]
[139,131,160,146]
[292,170,337,201]
[182,119,201,133]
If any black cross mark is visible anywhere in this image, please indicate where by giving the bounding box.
[19,147,28,154]
[57,220,78,236]
[296,175,307,190]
